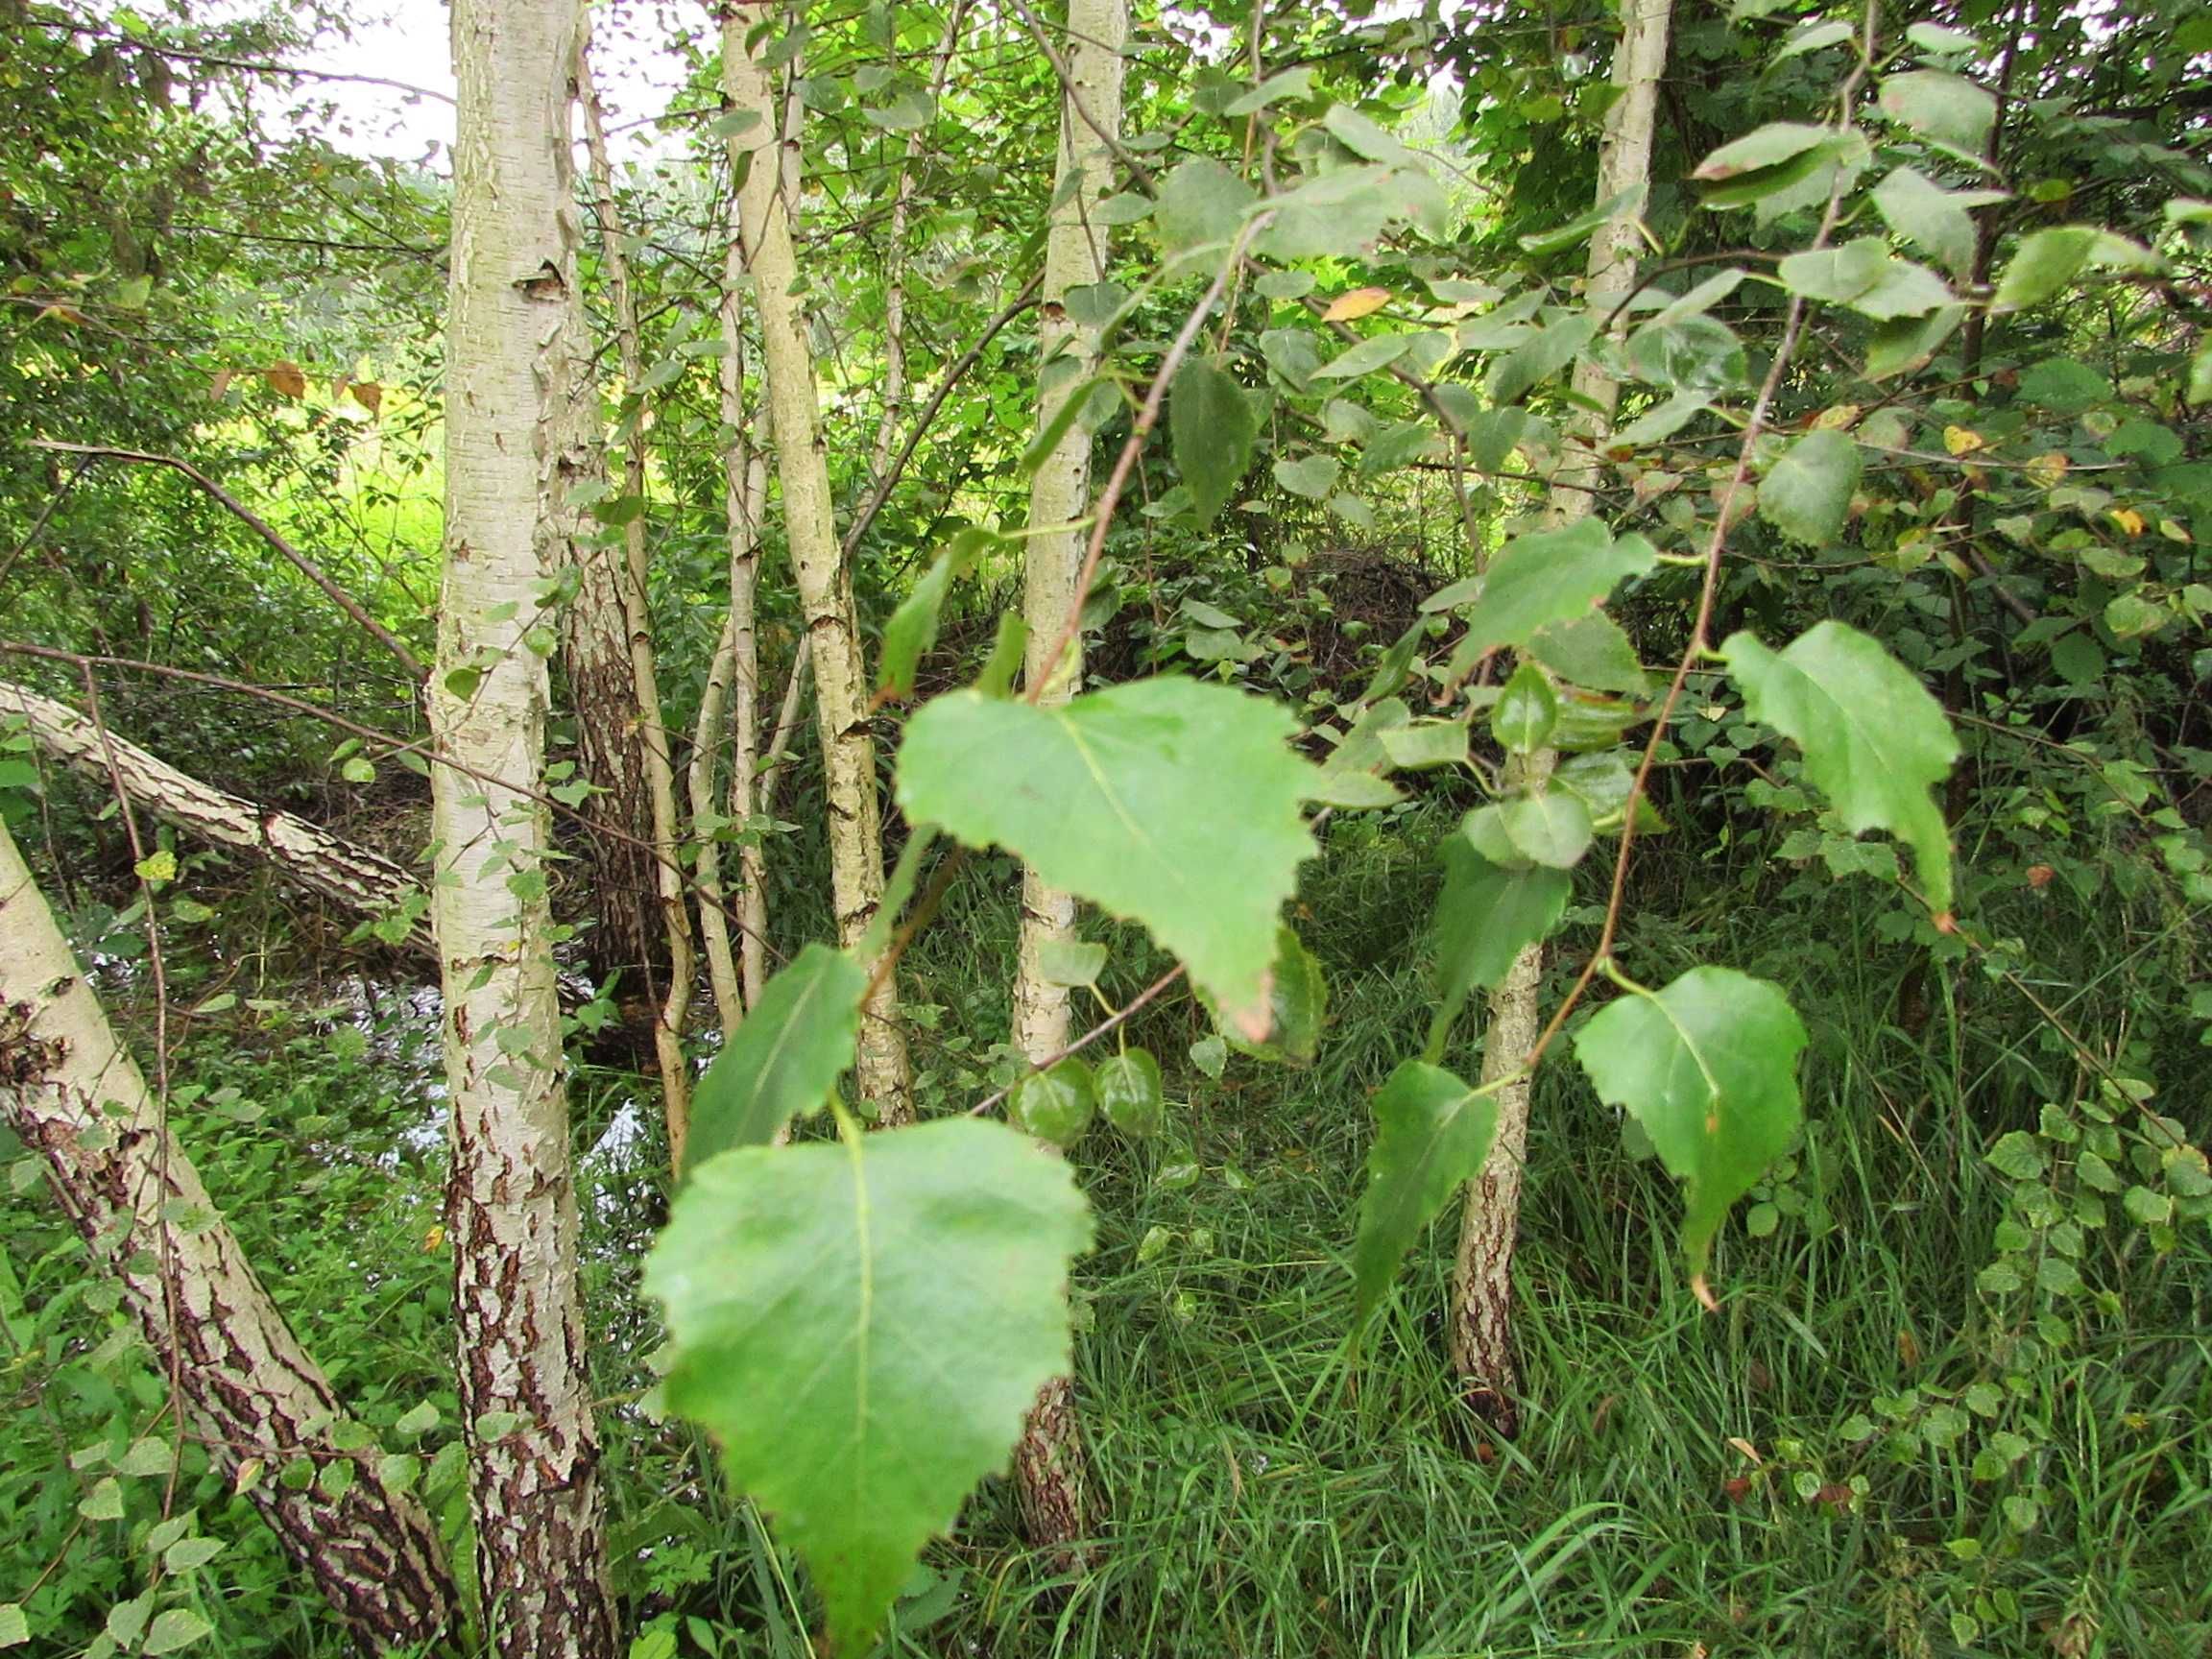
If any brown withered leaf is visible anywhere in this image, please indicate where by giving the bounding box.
[349,380,383,416]
[1322,285,1392,323]
[263,360,306,398]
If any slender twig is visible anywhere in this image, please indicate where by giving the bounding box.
[28,442,426,680]
[969,966,1188,1117]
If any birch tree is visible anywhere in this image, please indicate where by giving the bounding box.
[1447,0,1674,1437]
[0,817,456,1649]
[721,0,912,1123]
[435,0,618,1649]
[0,679,432,958]
[1006,0,1127,1553]
[578,42,699,1160]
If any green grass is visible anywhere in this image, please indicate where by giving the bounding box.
[6,812,2206,1659]
[614,815,2209,1659]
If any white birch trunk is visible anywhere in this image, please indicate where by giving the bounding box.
[1008,0,1128,1557]
[437,0,619,1649]
[0,818,456,1648]
[1449,0,1671,1438]
[1009,0,1127,1064]
[721,4,912,1122]
[0,679,432,959]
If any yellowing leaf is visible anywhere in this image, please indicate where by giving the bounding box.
[2109,508,2145,536]
[1942,424,1984,455]
[1322,285,1392,322]
[133,850,178,885]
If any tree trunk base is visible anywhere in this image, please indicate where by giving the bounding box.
[1013,1374,1093,1567]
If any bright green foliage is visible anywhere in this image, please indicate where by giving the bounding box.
[895,681,1317,1034]
[1172,358,1258,527]
[1423,519,1658,662]
[1757,428,1863,544]
[1012,1059,1096,1148]
[687,946,869,1167]
[1530,613,1649,695]
[878,530,995,701]
[1352,1061,1501,1322]
[1721,622,1960,911]
[1462,792,1594,871]
[1095,1048,1165,1139]
[1574,968,1808,1292]
[646,1120,1092,1654]
[1491,661,1558,753]
[1206,924,1328,1066]
[1433,839,1570,1007]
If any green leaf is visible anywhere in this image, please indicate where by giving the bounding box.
[1878,70,1997,156]
[1758,428,1863,544]
[1096,1048,1165,1139]
[1378,719,1468,771]
[1984,1130,2045,1180]
[1034,938,1107,987]
[1433,839,1569,1004]
[162,1536,226,1573]
[80,1477,124,1521]
[0,1604,27,1648]
[1156,158,1256,254]
[143,1610,214,1655]
[1517,185,1645,257]
[1204,924,1327,1066]
[1491,661,1558,754]
[1172,358,1258,529]
[896,681,1317,1035]
[1624,313,1746,392]
[647,1120,1091,1656]
[1872,167,2002,278]
[687,945,868,1168]
[1461,792,1594,870]
[1778,239,1952,319]
[1990,226,2161,313]
[1273,454,1341,499]
[1720,621,1960,911]
[1311,333,1416,380]
[1425,518,1658,661]
[1486,314,1597,405]
[1693,122,1833,180]
[878,531,992,701]
[1011,1060,1095,1147]
[1574,967,1807,1293]
[1529,612,1649,695]
[1353,1061,1501,1321]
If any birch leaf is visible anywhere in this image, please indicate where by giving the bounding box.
[647,1120,1091,1656]
[1720,621,1960,911]
[1171,357,1258,528]
[1574,968,1806,1298]
[1353,1061,1501,1321]
[687,945,868,1167]
[1757,428,1862,544]
[1433,838,1570,1005]
[895,680,1317,1033]
[1096,1049,1165,1138]
[1421,518,1658,661]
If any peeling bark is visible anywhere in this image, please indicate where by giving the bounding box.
[1449,0,1671,1438]
[0,818,456,1650]
[0,677,433,958]
[721,3,912,1123]
[437,0,620,1650]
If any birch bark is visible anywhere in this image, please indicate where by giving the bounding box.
[0,818,456,1649]
[1449,0,1671,1438]
[435,0,619,1649]
[1007,0,1127,1555]
[720,2,912,1122]
[0,678,432,959]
